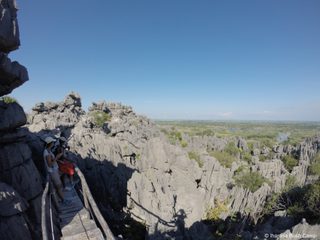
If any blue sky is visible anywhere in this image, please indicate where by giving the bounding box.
[10,0,320,121]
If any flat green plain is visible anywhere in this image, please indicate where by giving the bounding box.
[156,120,320,146]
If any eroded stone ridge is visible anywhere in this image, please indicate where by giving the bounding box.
[0,0,28,96]
[0,0,20,52]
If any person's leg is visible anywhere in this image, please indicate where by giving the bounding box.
[51,171,64,201]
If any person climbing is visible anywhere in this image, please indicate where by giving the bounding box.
[43,136,71,205]
[54,136,77,191]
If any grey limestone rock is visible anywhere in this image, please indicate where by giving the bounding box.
[229,184,272,222]
[63,92,82,107]
[0,182,33,240]
[279,220,320,240]
[261,146,270,155]
[31,101,59,112]
[252,159,287,192]
[0,127,27,143]
[0,52,28,96]
[28,92,85,132]
[0,142,31,171]
[88,100,110,113]
[0,181,28,217]
[253,148,260,156]
[0,101,26,131]
[0,0,20,53]
[237,137,249,151]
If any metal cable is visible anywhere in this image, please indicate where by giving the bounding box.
[49,192,55,240]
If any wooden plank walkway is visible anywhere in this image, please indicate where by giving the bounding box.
[58,187,105,240]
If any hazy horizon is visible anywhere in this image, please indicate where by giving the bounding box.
[9,0,320,121]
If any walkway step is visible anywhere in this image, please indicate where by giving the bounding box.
[62,219,97,237]
[59,204,83,214]
[61,227,104,240]
[60,209,90,226]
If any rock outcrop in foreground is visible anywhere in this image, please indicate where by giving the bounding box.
[0,0,42,239]
[27,94,320,239]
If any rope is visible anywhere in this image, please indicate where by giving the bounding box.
[49,192,55,240]
[75,167,116,240]
[41,176,50,240]
[77,189,91,240]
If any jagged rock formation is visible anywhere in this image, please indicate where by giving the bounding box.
[26,93,320,239]
[28,92,84,132]
[0,182,32,240]
[0,0,28,96]
[0,1,42,239]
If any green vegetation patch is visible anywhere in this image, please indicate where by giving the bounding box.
[304,182,320,217]
[0,95,17,104]
[210,151,236,168]
[281,155,299,172]
[263,180,320,223]
[284,175,298,191]
[224,142,240,156]
[188,151,203,168]
[287,203,305,216]
[206,199,228,221]
[90,110,111,128]
[241,151,252,163]
[156,120,320,147]
[234,171,268,193]
[309,153,320,176]
[180,140,188,148]
[162,128,189,148]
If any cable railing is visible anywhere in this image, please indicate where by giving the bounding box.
[41,176,50,240]
[41,175,56,240]
[75,166,115,240]
[41,167,115,240]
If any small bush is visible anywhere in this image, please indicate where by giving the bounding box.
[234,165,246,175]
[282,155,299,172]
[247,142,255,152]
[284,175,297,191]
[224,142,240,156]
[263,192,281,216]
[309,153,320,176]
[304,182,320,217]
[90,110,111,128]
[206,199,228,221]
[188,151,203,168]
[259,155,268,162]
[198,129,215,136]
[261,138,275,148]
[0,95,17,104]
[287,203,305,216]
[234,172,267,192]
[164,128,185,145]
[309,163,320,176]
[210,151,236,168]
[241,151,252,163]
[180,140,188,148]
